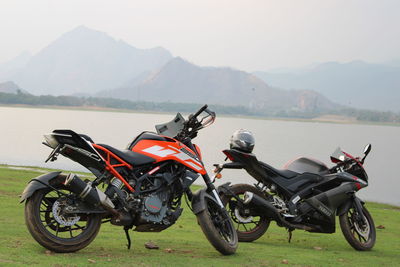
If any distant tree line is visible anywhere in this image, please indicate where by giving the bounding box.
[0,92,255,115]
[330,107,400,123]
[0,92,399,124]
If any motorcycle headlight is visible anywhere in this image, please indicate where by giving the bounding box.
[44,134,59,148]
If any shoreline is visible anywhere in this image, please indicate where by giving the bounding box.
[1,103,399,127]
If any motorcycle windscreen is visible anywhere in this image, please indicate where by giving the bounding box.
[330,147,348,163]
[155,113,185,138]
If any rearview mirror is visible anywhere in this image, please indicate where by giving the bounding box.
[363,144,371,156]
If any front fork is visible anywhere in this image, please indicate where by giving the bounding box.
[352,195,368,225]
[183,138,225,209]
[203,173,225,208]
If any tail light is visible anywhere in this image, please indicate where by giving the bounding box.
[223,150,235,161]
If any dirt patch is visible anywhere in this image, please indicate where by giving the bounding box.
[10,240,23,248]
[0,190,17,197]
[53,264,78,267]
[382,207,400,211]
[0,258,15,264]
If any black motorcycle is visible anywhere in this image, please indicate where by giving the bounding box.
[20,105,238,255]
[215,142,376,251]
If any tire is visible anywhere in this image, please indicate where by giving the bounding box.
[24,178,102,253]
[221,184,270,242]
[196,196,238,255]
[339,204,376,251]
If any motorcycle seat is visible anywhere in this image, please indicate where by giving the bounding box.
[96,144,155,166]
[79,134,94,143]
[259,161,298,179]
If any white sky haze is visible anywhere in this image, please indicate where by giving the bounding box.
[0,0,399,71]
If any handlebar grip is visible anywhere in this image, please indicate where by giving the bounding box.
[192,104,208,118]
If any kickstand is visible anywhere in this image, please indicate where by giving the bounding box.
[288,229,293,243]
[124,226,131,249]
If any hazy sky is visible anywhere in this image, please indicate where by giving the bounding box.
[1,0,399,71]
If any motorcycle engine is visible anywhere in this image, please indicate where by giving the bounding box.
[133,172,183,232]
[140,190,169,224]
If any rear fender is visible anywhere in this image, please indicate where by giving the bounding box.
[191,188,217,215]
[217,182,246,205]
[216,182,232,195]
[20,172,63,203]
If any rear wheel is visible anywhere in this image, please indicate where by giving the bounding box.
[196,196,238,255]
[221,184,270,242]
[339,205,376,251]
[24,177,102,253]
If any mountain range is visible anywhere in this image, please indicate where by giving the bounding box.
[0,81,27,94]
[253,61,400,112]
[99,57,336,112]
[0,26,398,113]
[1,26,172,95]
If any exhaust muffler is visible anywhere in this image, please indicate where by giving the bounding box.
[243,192,282,221]
[64,173,115,209]
[243,191,313,231]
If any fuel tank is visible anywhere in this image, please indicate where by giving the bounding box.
[283,157,329,175]
[129,132,206,175]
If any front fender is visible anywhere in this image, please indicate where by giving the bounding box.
[191,188,218,215]
[337,196,365,216]
[20,172,62,203]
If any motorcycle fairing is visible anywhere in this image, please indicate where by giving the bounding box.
[295,181,363,233]
[224,148,366,213]
[131,139,206,175]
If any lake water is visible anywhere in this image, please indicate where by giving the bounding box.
[1,106,399,206]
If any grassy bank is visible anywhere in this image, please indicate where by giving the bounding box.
[0,165,399,266]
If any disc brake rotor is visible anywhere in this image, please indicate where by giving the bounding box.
[234,208,253,223]
[52,200,80,226]
[354,218,370,240]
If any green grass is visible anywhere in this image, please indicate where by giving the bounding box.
[0,165,399,267]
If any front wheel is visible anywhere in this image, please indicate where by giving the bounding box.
[24,177,102,253]
[196,196,238,255]
[339,204,376,251]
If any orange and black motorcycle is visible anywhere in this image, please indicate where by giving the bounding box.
[20,105,238,255]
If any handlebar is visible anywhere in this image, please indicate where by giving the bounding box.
[329,158,358,173]
[192,104,208,119]
[177,104,215,141]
